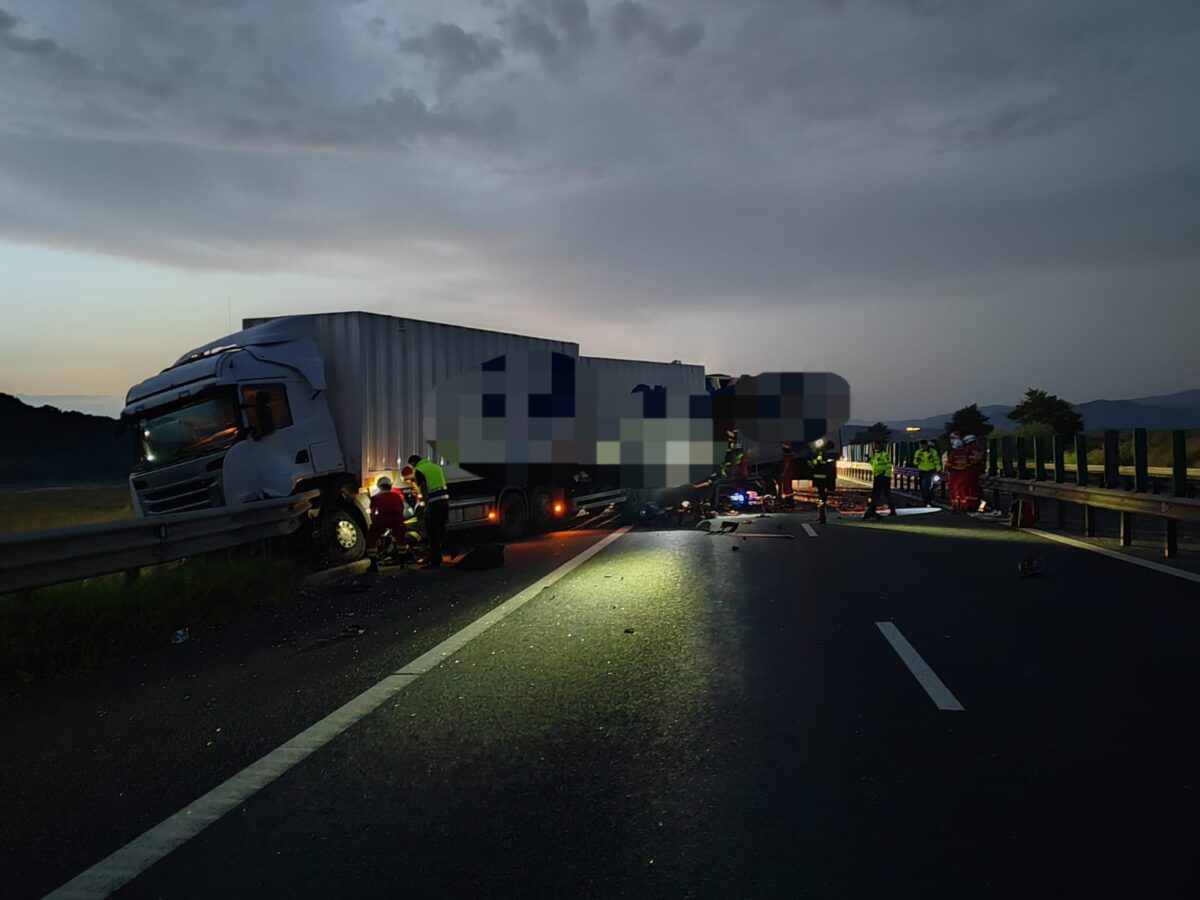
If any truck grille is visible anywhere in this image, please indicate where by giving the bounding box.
[132,456,225,515]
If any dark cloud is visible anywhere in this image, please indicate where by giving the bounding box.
[609,1,703,56]
[0,6,56,54]
[506,0,596,73]
[0,0,1198,417]
[214,90,517,148]
[400,22,504,87]
[364,16,386,39]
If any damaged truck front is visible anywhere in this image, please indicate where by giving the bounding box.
[121,319,360,561]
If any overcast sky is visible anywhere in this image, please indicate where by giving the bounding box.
[1,0,1198,421]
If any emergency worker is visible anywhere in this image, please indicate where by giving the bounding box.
[366,477,409,573]
[962,435,985,513]
[810,443,831,506]
[913,439,941,506]
[944,437,970,512]
[408,454,449,568]
[779,443,795,510]
[863,442,897,520]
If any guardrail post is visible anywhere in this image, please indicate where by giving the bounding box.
[1133,428,1149,493]
[987,438,999,477]
[1073,433,1095,535]
[1172,430,1188,497]
[1033,436,1046,482]
[1103,430,1119,488]
[1001,436,1014,478]
[1052,436,1066,527]
[1120,510,1133,547]
[1166,430,1187,558]
[1015,437,1028,480]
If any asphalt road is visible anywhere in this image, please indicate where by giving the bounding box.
[4,509,1199,898]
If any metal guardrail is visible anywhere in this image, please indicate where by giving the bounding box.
[981,477,1200,523]
[838,459,1195,558]
[0,491,319,594]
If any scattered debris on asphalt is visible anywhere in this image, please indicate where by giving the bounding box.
[1018,557,1044,578]
[300,627,366,652]
[170,628,190,645]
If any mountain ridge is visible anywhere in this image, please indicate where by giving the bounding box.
[848,388,1200,437]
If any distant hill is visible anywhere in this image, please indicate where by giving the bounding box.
[0,394,131,484]
[848,389,1200,441]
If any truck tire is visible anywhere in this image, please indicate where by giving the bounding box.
[496,491,528,541]
[322,504,366,564]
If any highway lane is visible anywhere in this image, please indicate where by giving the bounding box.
[8,510,1200,898]
[0,529,617,899]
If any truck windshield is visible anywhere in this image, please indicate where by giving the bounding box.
[137,393,240,468]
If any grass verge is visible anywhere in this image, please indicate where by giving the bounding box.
[0,485,133,534]
[1,555,301,690]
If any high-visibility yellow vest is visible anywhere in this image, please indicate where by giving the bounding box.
[811,453,828,480]
[914,448,940,472]
[415,459,449,502]
[870,452,893,477]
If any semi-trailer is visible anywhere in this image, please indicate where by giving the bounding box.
[120,311,705,560]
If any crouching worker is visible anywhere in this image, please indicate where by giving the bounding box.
[366,476,409,573]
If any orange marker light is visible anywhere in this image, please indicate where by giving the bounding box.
[487,510,498,521]
[553,502,564,515]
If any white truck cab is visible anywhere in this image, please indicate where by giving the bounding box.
[122,319,362,557]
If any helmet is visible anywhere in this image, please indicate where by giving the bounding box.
[400,465,415,479]
[963,435,977,445]
[950,431,963,440]
[377,476,393,490]
[951,439,964,450]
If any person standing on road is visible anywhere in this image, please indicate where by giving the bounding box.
[810,443,831,507]
[913,439,941,506]
[408,453,449,569]
[863,442,897,521]
[962,435,985,514]
[944,436,971,513]
[779,443,796,510]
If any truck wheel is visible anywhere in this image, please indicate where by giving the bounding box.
[322,505,366,563]
[497,491,528,541]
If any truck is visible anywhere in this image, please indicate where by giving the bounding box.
[120,311,707,561]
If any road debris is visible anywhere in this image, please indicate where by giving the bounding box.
[300,627,366,652]
[170,628,189,645]
[1017,557,1044,578]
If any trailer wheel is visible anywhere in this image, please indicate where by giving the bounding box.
[497,491,528,541]
[322,505,366,563]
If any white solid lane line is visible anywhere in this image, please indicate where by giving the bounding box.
[1025,528,1200,586]
[46,526,633,900]
[802,523,819,538]
[876,622,965,712]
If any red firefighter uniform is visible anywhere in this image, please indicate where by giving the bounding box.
[779,444,795,507]
[962,441,985,512]
[367,485,409,551]
[944,445,972,512]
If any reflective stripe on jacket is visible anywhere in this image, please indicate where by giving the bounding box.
[811,453,828,480]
